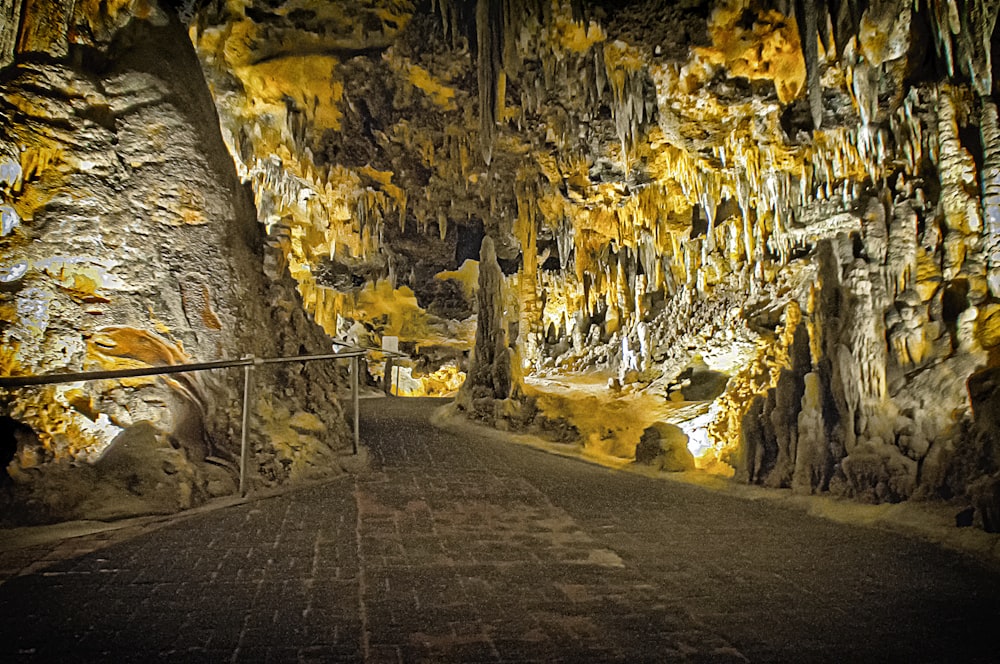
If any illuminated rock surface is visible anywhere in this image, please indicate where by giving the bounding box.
[3,0,1000,530]
[0,0,350,523]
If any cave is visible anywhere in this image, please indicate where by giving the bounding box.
[2,0,1000,660]
[0,416,24,485]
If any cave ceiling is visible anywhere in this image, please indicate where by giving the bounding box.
[185,0,996,382]
[196,2,802,334]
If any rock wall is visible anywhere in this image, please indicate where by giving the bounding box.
[0,0,349,524]
[183,0,1000,527]
[5,0,1000,529]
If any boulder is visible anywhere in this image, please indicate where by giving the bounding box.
[969,473,1000,533]
[634,423,695,472]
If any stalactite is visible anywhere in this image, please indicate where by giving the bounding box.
[922,1,995,97]
[477,0,503,165]
[433,0,471,51]
[501,0,519,79]
[830,0,862,58]
[926,0,959,78]
[794,0,823,130]
[954,0,999,96]
[892,89,924,176]
[601,42,655,166]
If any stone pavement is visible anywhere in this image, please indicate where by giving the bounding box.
[1,396,999,662]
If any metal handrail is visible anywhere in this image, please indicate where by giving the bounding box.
[0,351,364,388]
[0,346,393,496]
[331,337,408,358]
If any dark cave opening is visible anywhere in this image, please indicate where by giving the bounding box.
[456,219,486,266]
[0,416,25,486]
[942,278,970,326]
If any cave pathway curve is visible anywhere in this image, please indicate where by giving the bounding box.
[2,396,999,662]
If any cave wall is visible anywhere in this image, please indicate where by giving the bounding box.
[0,0,350,524]
[183,0,1000,525]
[3,0,1000,527]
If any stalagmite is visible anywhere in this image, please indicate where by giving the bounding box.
[935,85,982,280]
[887,200,919,296]
[792,372,829,494]
[460,235,518,405]
[981,100,1000,296]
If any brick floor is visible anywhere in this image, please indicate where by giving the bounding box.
[1,396,999,662]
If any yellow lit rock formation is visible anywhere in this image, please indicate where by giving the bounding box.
[4,0,1000,528]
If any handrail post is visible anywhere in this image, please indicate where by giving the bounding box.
[351,355,360,455]
[239,355,254,497]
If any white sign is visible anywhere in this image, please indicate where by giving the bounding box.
[381,336,399,353]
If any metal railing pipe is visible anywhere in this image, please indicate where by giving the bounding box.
[0,350,368,389]
[0,357,254,388]
[255,351,363,365]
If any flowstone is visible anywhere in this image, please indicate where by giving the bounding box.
[0,1,350,525]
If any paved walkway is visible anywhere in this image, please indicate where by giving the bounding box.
[1,397,999,662]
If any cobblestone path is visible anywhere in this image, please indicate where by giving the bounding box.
[1,396,998,662]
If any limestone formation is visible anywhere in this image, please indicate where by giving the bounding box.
[634,422,695,472]
[3,0,1000,531]
[455,235,522,422]
[0,0,349,524]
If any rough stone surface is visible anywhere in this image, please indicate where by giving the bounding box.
[0,2,349,524]
[969,472,1000,533]
[634,422,695,472]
